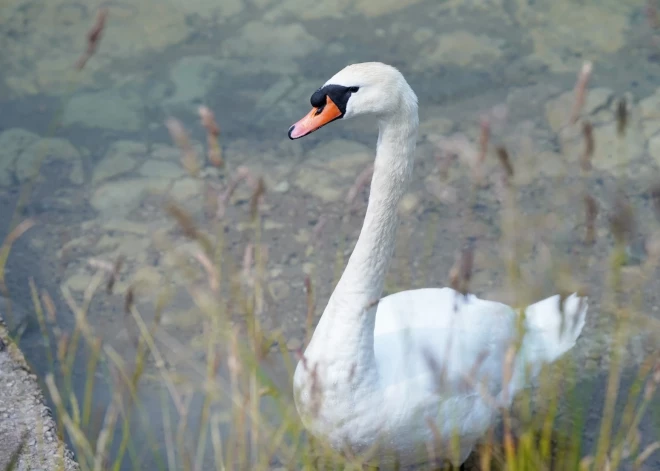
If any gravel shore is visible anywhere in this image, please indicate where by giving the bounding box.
[0,317,78,471]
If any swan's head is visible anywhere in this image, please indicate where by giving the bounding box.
[288,62,417,140]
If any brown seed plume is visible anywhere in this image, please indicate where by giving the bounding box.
[616,97,628,137]
[581,121,594,171]
[165,201,199,240]
[76,8,108,70]
[478,116,490,166]
[124,286,134,314]
[570,62,593,125]
[449,243,475,298]
[106,254,126,294]
[495,145,514,178]
[199,106,224,167]
[249,177,266,220]
[165,118,200,177]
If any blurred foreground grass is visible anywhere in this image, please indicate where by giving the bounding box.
[0,22,659,469]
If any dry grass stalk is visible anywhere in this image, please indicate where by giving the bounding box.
[166,118,201,177]
[311,216,327,246]
[199,106,224,167]
[41,289,57,323]
[108,255,125,294]
[250,177,266,220]
[570,61,593,125]
[193,250,220,292]
[304,276,315,345]
[242,243,254,283]
[0,218,35,293]
[75,7,108,70]
[165,201,200,240]
[217,166,259,219]
[495,145,514,179]
[478,116,490,167]
[124,286,134,314]
[345,164,375,211]
[616,97,629,138]
[581,121,594,171]
[584,194,599,245]
[448,244,474,298]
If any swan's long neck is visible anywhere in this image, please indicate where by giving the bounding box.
[304,102,418,379]
[333,114,418,315]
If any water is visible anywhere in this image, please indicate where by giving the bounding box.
[1,0,660,469]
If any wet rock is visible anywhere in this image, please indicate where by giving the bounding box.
[639,89,660,120]
[0,128,40,186]
[151,143,204,161]
[516,1,629,72]
[102,220,150,236]
[221,21,321,73]
[639,90,660,139]
[177,0,242,18]
[91,178,171,217]
[16,138,84,185]
[139,160,186,179]
[398,193,421,216]
[267,0,424,19]
[170,178,203,201]
[0,296,30,338]
[294,139,372,203]
[273,181,290,193]
[63,89,144,132]
[162,56,223,110]
[3,1,190,96]
[286,337,302,351]
[648,134,660,166]
[560,122,645,173]
[419,116,455,142]
[62,272,91,293]
[415,31,503,70]
[92,141,145,184]
[544,88,614,133]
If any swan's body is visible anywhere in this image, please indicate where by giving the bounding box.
[288,62,588,468]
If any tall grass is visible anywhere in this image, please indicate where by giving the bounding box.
[0,11,659,469]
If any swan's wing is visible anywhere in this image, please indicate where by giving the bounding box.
[373,287,518,399]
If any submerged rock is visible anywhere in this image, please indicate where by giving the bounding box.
[15,137,84,185]
[0,128,40,186]
[63,89,144,132]
[92,141,145,184]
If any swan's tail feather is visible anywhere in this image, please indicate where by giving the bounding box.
[524,293,588,361]
[502,293,588,402]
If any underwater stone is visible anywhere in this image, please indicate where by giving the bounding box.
[63,89,143,132]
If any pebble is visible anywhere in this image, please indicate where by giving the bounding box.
[274,181,290,193]
[286,338,302,351]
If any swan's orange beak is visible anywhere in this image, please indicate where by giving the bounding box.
[288,96,343,140]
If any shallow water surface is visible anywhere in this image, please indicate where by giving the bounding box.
[1,0,660,469]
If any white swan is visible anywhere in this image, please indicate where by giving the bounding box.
[287,62,588,468]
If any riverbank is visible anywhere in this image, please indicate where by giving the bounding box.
[0,317,78,471]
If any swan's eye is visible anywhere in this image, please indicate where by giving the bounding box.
[315,105,325,115]
[348,86,359,93]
